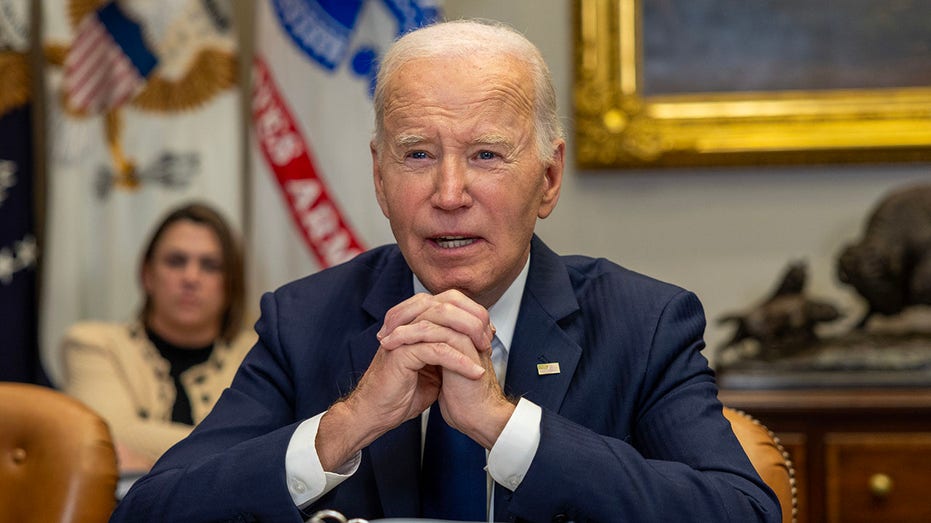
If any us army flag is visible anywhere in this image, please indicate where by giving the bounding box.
[41,0,242,385]
[248,0,440,304]
[0,0,45,383]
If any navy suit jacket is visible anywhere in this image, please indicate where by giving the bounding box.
[113,237,779,522]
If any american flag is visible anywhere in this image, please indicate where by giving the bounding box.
[62,1,158,114]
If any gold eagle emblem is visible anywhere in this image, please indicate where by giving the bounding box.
[44,0,238,189]
[0,51,29,117]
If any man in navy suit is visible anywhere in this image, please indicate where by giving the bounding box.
[113,19,780,523]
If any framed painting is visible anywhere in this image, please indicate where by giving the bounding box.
[573,0,931,168]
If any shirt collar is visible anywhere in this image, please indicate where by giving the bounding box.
[412,255,531,355]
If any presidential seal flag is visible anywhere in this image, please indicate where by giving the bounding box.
[40,0,242,385]
[62,1,157,113]
[0,0,44,383]
[249,0,441,302]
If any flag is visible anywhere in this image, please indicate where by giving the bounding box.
[248,0,441,303]
[0,0,44,383]
[40,0,242,385]
[62,1,157,113]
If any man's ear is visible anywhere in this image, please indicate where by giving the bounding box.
[538,140,565,219]
[371,141,390,219]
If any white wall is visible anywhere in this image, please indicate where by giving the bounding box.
[445,1,931,364]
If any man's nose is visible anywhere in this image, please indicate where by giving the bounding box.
[431,158,472,210]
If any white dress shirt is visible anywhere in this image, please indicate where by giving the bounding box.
[284,257,543,518]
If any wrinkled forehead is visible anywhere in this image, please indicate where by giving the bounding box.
[382,53,535,116]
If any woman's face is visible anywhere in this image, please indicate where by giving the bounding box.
[142,220,226,341]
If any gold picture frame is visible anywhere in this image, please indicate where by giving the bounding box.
[573,0,931,168]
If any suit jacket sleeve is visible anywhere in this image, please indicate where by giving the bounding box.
[111,293,308,523]
[504,290,781,523]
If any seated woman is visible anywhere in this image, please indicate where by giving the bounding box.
[61,202,256,473]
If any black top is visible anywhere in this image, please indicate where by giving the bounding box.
[146,328,214,425]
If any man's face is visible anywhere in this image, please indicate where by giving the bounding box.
[372,54,564,308]
[142,221,226,339]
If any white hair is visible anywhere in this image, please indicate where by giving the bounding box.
[372,19,564,165]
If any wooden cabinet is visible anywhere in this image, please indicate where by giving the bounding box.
[718,388,931,523]
[825,433,931,522]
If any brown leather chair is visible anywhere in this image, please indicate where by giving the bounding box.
[724,406,798,523]
[0,382,118,523]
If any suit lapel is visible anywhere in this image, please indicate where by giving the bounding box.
[496,237,581,521]
[504,236,582,412]
[505,301,582,411]
[347,247,413,378]
[346,250,422,516]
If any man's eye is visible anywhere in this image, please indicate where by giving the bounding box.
[408,151,429,160]
[476,151,498,160]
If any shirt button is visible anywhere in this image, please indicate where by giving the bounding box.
[508,476,520,489]
[290,479,307,494]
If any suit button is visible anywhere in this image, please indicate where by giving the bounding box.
[551,514,569,523]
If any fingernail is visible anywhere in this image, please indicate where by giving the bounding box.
[473,364,485,375]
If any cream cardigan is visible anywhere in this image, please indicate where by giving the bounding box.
[61,321,256,462]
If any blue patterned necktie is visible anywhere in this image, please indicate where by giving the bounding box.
[420,402,486,521]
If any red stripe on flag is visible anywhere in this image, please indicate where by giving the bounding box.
[251,55,365,269]
[69,44,117,109]
[63,23,108,91]
[63,14,146,113]
[105,58,141,108]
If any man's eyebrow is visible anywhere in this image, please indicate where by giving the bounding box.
[395,134,426,147]
[472,134,512,147]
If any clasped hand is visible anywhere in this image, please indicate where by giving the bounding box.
[317,290,515,471]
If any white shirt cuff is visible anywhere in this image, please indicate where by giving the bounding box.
[487,397,541,491]
[285,411,361,508]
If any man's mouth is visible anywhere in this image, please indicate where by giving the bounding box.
[433,236,476,249]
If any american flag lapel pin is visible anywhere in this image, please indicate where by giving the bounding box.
[536,362,561,375]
